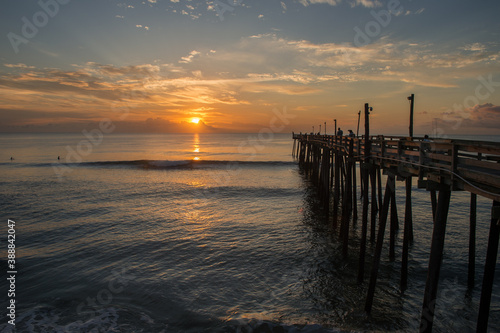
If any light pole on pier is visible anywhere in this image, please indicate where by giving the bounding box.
[357,110,361,137]
[408,94,415,139]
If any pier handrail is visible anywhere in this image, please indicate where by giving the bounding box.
[293,134,500,201]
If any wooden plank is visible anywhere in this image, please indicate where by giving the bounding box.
[458,168,500,189]
[458,158,500,172]
[427,153,453,163]
[402,150,420,157]
[457,143,500,155]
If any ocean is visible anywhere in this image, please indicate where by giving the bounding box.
[0,133,499,332]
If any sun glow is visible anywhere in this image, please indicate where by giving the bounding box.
[191,117,201,124]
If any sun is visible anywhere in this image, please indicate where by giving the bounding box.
[190,117,200,124]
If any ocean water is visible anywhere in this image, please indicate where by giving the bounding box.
[0,133,499,332]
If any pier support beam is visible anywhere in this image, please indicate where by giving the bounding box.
[370,168,377,243]
[468,193,476,289]
[430,190,437,223]
[341,140,354,257]
[352,155,358,222]
[358,164,370,283]
[389,179,398,261]
[476,200,500,333]
[365,173,394,313]
[401,176,413,291]
[333,145,341,223]
[419,188,451,333]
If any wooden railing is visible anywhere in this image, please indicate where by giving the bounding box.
[293,134,500,200]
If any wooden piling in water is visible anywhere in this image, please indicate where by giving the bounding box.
[333,141,341,222]
[468,193,476,289]
[401,176,412,291]
[476,200,500,333]
[365,173,394,313]
[358,163,369,283]
[430,190,437,223]
[420,188,451,333]
[341,140,354,257]
[352,152,358,222]
[389,178,398,261]
[370,169,377,243]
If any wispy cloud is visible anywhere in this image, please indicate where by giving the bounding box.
[179,50,201,63]
[299,0,381,7]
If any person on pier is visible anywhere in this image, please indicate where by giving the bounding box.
[336,128,343,136]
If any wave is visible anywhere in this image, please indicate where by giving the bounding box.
[1,159,296,170]
[0,305,340,333]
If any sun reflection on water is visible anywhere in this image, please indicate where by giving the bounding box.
[193,133,200,161]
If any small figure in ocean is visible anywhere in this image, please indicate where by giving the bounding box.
[58,156,60,160]
[336,128,343,136]
[348,129,355,138]
[10,157,14,161]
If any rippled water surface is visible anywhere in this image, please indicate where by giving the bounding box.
[0,133,499,332]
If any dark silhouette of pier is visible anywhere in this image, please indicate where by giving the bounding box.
[292,103,500,332]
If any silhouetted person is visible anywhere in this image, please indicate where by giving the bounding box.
[10,157,14,161]
[336,128,343,136]
[348,129,355,138]
[58,156,60,160]
[422,134,432,154]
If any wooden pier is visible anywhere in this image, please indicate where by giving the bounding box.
[292,104,500,332]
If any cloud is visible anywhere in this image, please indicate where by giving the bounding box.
[4,63,36,69]
[179,50,201,63]
[437,103,500,132]
[349,0,382,8]
[2,33,499,134]
[299,0,382,7]
[299,0,341,7]
[280,1,287,12]
[461,43,486,52]
[469,103,500,116]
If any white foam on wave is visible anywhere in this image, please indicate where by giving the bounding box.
[0,307,160,333]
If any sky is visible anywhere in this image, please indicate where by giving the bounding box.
[0,0,499,136]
